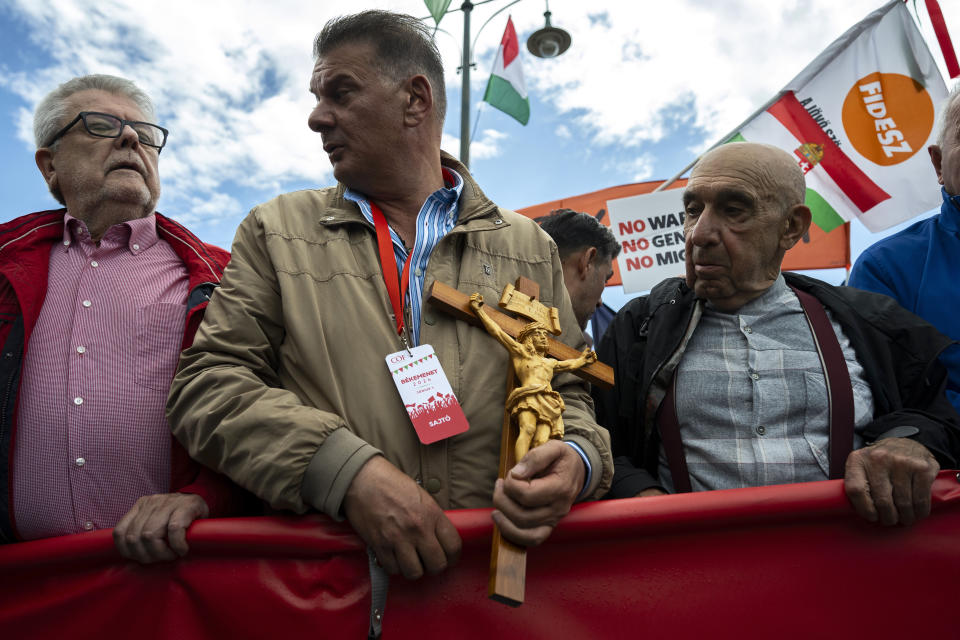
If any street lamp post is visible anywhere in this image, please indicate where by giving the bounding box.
[460,1,473,168]
[434,0,571,169]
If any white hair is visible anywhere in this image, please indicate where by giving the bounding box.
[935,83,960,148]
[33,74,155,150]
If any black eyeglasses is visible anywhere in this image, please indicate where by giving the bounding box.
[45,111,169,152]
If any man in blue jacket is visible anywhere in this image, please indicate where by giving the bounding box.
[849,88,960,417]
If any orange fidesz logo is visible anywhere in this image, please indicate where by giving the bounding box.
[842,72,934,166]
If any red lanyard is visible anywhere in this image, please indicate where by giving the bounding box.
[371,202,413,338]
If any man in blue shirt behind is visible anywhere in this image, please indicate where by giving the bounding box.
[849,87,960,416]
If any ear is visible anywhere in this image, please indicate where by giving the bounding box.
[35,148,58,192]
[929,145,944,185]
[402,74,434,127]
[780,204,811,251]
[577,246,597,278]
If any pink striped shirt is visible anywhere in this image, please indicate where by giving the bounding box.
[13,213,189,539]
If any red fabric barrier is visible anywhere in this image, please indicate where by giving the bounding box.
[3,473,960,639]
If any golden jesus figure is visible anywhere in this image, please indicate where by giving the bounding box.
[469,293,597,461]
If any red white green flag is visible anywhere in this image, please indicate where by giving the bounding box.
[483,17,530,125]
[732,0,947,232]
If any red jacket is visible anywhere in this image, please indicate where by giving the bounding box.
[0,209,243,542]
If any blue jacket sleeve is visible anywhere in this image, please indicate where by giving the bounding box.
[848,249,903,302]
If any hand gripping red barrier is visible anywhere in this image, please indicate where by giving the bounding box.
[2,472,960,639]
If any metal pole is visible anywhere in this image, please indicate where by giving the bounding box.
[460,1,473,168]
[653,156,699,192]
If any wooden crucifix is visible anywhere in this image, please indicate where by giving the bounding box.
[426,277,614,607]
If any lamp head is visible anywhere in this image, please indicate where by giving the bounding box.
[527,10,571,59]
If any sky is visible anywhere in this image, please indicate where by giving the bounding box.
[1,0,958,305]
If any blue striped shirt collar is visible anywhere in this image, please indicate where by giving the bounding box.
[343,168,464,346]
[343,169,463,227]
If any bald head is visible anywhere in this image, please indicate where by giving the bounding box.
[693,142,806,216]
[682,142,812,312]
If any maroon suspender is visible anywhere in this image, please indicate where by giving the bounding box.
[790,286,855,480]
[658,376,692,493]
[657,287,855,493]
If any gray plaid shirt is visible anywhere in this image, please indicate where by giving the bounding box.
[658,276,874,492]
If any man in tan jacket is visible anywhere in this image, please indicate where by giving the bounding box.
[167,10,612,580]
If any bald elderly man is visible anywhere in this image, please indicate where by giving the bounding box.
[594,142,960,526]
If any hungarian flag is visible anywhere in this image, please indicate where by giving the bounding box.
[734,94,892,232]
[731,0,947,232]
[483,17,530,125]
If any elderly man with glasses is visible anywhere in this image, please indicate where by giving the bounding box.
[0,74,244,562]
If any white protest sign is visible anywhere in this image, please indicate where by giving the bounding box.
[607,189,687,294]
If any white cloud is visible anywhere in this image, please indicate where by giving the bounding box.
[470,0,958,153]
[501,1,892,148]
[0,0,377,226]
[627,153,655,182]
[176,192,243,227]
[472,128,507,160]
[2,0,957,225]
[442,127,507,162]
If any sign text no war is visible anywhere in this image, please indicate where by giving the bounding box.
[607,189,688,294]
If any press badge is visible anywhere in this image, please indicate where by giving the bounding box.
[386,344,469,444]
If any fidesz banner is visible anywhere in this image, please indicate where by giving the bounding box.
[2,473,959,639]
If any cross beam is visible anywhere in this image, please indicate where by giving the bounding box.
[425,281,614,389]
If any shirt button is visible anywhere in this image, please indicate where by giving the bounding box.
[76,346,86,354]
[73,397,83,405]
[756,425,766,436]
[322,216,335,222]
[743,326,753,334]
[63,240,70,247]
[750,372,760,380]
[494,219,503,225]
[90,260,99,267]
[83,521,94,531]
[82,300,92,308]
[414,267,422,278]
[425,477,442,494]
[75,457,85,467]
[132,243,140,251]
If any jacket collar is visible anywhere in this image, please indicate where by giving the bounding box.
[319,150,502,230]
[438,151,498,224]
[0,208,228,291]
[940,187,960,233]
[0,209,65,256]
[155,213,229,289]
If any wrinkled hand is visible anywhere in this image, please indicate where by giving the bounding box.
[113,492,209,563]
[343,456,461,580]
[844,437,939,526]
[492,439,585,547]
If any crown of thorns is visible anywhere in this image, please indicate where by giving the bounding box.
[518,322,550,342]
